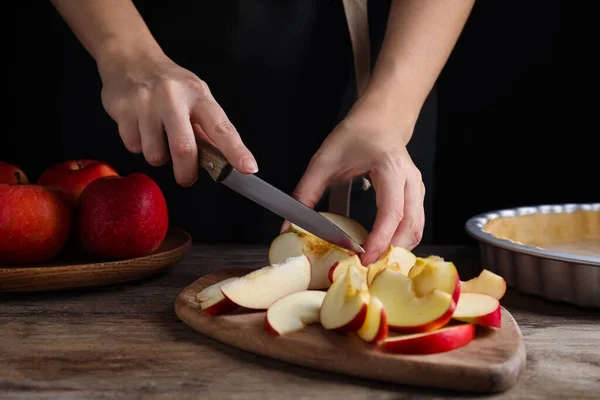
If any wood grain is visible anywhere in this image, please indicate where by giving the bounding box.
[0,228,191,292]
[1,245,598,400]
[175,267,526,393]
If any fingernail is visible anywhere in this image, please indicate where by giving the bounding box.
[242,158,258,173]
[362,250,380,265]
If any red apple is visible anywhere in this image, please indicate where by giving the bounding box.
[38,159,118,204]
[77,172,169,259]
[381,324,475,355]
[0,161,29,184]
[0,178,71,264]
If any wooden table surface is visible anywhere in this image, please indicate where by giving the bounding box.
[1,245,598,399]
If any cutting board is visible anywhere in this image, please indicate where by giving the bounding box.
[175,267,527,393]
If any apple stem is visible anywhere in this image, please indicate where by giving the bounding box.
[14,171,21,184]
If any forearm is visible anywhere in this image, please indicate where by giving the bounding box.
[357,0,475,141]
[50,0,165,70]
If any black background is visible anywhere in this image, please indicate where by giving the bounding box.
[3,1,593,246]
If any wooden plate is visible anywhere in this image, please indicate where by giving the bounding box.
[175,268,527,393]
[0,228,191,292]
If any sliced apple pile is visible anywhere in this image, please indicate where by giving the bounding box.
[460,269,507,300]
[265,290,326,335]
[194,212,509,356]
[220,254,311,309]
[382,323,476,355]
[197,276,240,315]
[269,213,369,289]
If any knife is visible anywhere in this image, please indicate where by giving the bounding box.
[195,137,364,254]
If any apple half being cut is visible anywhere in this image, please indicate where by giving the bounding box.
[320,264,370,332]
[356,296,388,343]
[410,257,461,304]
[381,323,475,355]
[288,212,369,245]
[264,290,326,335]
[460,269,507,300]
[197,277,240,315]
[366,246,417,286]
[269,232,352,289]
[369,268,455,333]
[328,255,367,283]
[452,292,502,328]
[220,255,311,310]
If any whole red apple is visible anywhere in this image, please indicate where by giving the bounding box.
[0,161,29,184]
[78,172,169,259]
[38,159,118,204]
[0,177,72,265]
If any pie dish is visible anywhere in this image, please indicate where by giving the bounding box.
[465,203,600,308]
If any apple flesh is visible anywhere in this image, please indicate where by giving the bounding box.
[461,269,507,300]
[381,324,475,355]
[77,173,169,259]
[288,212,369,245]
[220,255,311,310]
[357,296,388,343]
[265,290,326,335]
[197,277,240,315]
[366,246,417,286]
[269,231,351,289]
[369,268,455,333]
[0,161,29,184]
[410,257,461,304]
[328,254,367,283]
[320,264,369,332]
[38,159,118,204]
[0,182,71,264]
[452,293,502,328]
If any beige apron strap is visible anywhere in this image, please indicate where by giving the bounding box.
[328,0,371,217]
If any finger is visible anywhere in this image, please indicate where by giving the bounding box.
[361,170,406,265]
[390,175,425,250]
[192,123,216,147]
[117,116,142,154]
[140,109,169,166]
[191,96,258,174]
[162,105,199,187]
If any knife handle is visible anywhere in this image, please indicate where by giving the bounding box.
[195,137,232,182]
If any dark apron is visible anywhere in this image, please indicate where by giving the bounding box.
[53,0,437,245]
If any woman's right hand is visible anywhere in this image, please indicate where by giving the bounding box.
[97,52,258,186]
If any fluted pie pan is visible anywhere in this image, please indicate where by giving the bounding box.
[465,203,600,308]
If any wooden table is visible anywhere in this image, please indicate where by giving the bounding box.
[1,245,598,399]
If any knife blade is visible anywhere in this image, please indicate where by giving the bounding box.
[195,137,365,254]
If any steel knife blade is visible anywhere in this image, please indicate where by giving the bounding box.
[195,138,364,254]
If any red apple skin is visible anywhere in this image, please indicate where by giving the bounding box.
[0,182,71,264]
[389,301,457,334]
[327,261,339,283]
[0,162,29,184]
[77,172,169,259]
[202,298,239,316]
[372,308,389,343]
[38,159,118,204]
[382,323,475,355]
[332,304,368,333]
[454,305,502,328]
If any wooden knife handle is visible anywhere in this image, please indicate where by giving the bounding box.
[195,137,232,182]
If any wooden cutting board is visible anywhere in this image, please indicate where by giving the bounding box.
[175,267,527,393]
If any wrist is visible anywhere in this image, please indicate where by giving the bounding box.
[95,36,167,79]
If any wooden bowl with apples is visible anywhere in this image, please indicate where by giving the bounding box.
[0,160,190,292]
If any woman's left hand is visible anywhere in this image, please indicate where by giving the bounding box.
[288,106,426,266]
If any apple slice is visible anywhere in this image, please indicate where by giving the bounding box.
[366,246,417,285]
[320,264,370,332]
[357,296,388,343]
[269,232,351,289]
[264,290,326,335]
[452,292,501,328]
[407,255,445,278]
[381,324,475,354]
[220,255,311,310]
[369,268,455,333]
[410,257,461,304]
[289,212,369,245]
[197,277,240,315]
[460,269,507,300]
[328,254,367,283]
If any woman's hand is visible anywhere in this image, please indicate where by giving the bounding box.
[98,53,258,186]
[290,106,426,266]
